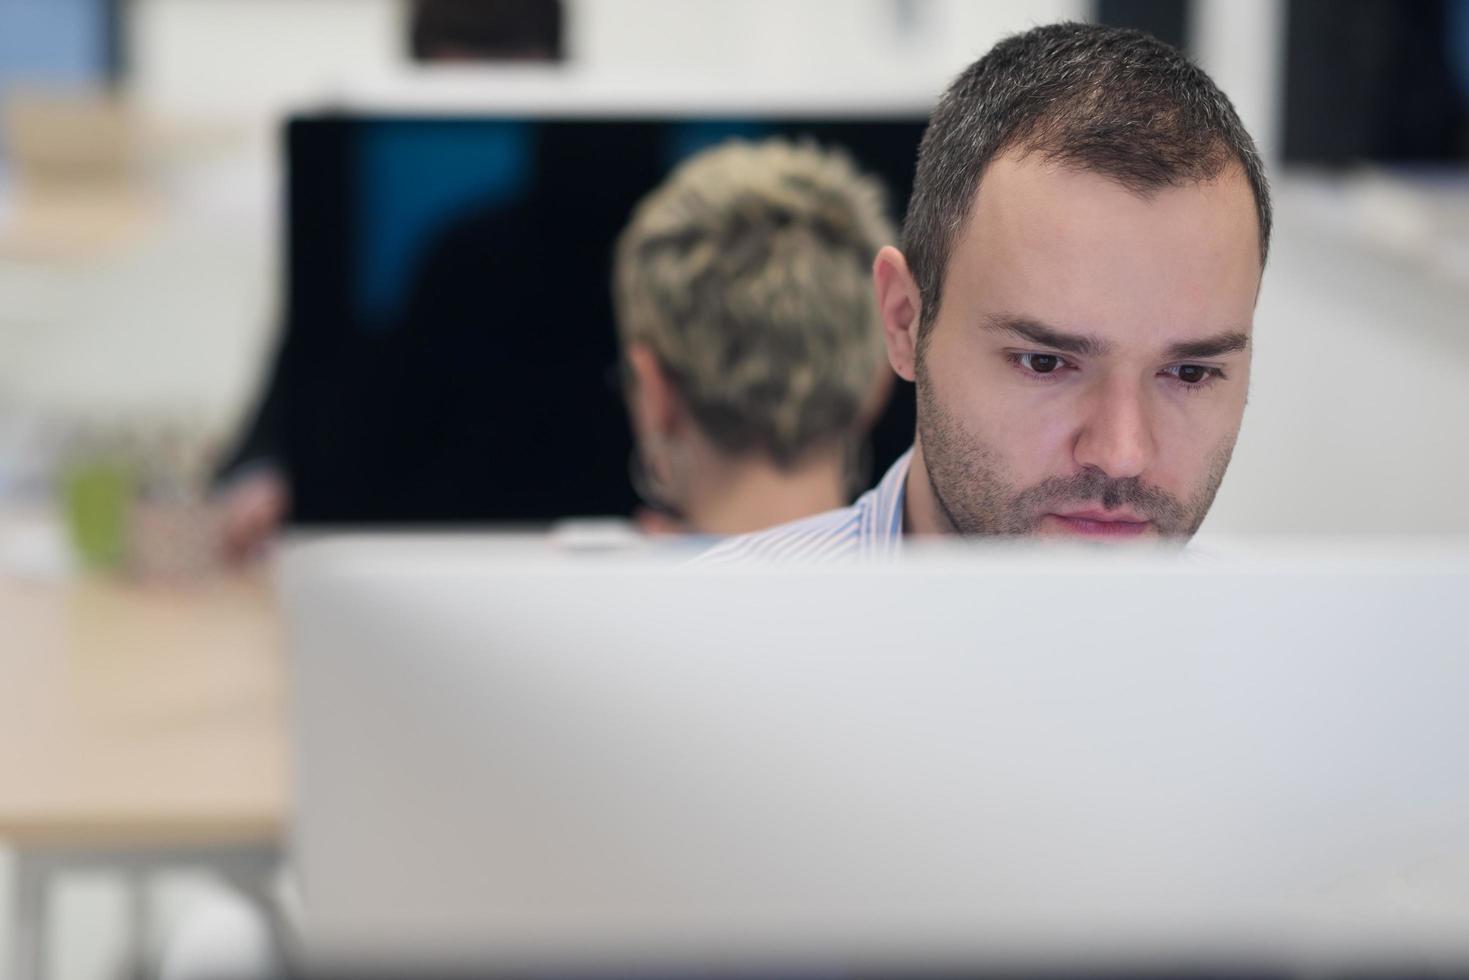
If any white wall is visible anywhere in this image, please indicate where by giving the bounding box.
[125,0,1087,117]
[126,0,407,116]
[1193,0,1287,165]
[1202,182,1469,536]
[568,0,1083,93]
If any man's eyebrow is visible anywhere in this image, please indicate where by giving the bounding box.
[985,314,1111,357]
[1165,331,1250,360]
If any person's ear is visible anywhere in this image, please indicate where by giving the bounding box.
[624,343,684,443]
[873,246,923,383]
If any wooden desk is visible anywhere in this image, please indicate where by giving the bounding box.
[0,568,286,847]
[0,531,287,978]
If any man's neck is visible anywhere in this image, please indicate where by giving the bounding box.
[685,449,848,536]
[902,437,955,536]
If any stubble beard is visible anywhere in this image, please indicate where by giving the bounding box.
[914,367,1236,540]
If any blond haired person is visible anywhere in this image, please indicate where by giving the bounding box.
[614,138,896,536]
[157,141,893,978]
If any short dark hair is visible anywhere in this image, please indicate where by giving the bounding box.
[903,22,1272,337]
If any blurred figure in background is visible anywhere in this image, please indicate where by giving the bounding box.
[613,139,896,536]
[214,0,565,560]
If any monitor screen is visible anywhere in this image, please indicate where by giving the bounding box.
[279,114,926,524]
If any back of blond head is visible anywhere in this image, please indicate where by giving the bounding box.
[614,138,895,467]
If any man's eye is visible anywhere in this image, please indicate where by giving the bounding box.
[1016,353,1067,375]
[1163,363,1225,386]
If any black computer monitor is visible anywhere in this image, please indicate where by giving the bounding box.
[274,113,926,524]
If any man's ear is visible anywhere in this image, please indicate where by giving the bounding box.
[873,246,923,383]
[624,342,683,443]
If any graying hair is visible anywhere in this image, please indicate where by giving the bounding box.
[904,22,1272,342]
[614,138,895,466]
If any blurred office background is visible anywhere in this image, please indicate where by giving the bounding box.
[0,0,1466,533]
[1,1,1467,977]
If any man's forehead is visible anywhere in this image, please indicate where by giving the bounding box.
[969,152,1259,258]
[950,152,1262,343]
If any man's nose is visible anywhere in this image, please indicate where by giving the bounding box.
[1073,379,1156,480]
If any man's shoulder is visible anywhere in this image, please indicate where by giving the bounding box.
[689,503,866,566]
[689,446,914,566]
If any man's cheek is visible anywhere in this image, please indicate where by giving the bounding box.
[1149,440,1211,501]
[993,402,1080,473]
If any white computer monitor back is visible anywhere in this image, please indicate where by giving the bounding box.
[282,536,1469,976]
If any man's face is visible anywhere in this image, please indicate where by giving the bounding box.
[884,151,1262,541]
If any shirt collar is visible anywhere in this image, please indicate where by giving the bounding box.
[862,446,913,559]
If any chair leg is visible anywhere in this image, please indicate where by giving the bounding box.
[12,851,49,980]
[115,866,148,980]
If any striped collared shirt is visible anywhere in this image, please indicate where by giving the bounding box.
[693,447,913,565]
